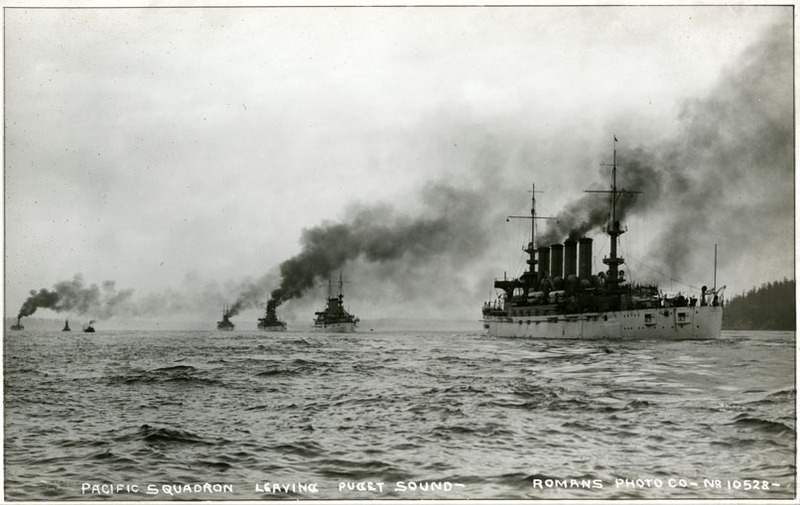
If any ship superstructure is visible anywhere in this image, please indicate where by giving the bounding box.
[217,306,235,331]
[314,272,359,332]
[258,299,287,331]
[482,143,724,340]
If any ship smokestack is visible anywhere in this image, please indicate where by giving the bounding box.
[579,237,593,280]
[550,243,564,280]
[564,238,577,278]
[537,246,550,280]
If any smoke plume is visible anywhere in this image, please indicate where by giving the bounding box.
[269,182,495,307]
[538,19,792,284]
[17,273,135,320]
[224,272,278,317]
[14,21,791,323]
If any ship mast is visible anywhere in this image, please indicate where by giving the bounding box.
[531,183,537,250]
[713,243,718,292]
[528,183,538,273]
[605,147,625,289]
[585,137,639,291]
[507,184,554,277]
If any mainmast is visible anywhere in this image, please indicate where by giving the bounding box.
[585,137,639,291]
[604,147,625,289]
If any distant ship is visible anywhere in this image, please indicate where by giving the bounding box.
[62,319,71,332]
[258,300,287,331]
[313,272,359,332]
[217,306,235,331]
[10,316,24,331]
[482,143,724,340]
[83,320,96,333]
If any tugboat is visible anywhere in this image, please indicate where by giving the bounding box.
[216,306,235,331]
[313,272,359,332]
[482,141,724,340]
[62,319,71,332]
[10,316,24,331]
[258,299,287,331]
[83,320,96,333]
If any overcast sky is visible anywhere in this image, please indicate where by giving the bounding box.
[4,5,794,328]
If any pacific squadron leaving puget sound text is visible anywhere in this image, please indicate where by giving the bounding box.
[81,480,466,496]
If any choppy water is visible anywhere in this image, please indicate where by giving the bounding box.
[4,328,796,501]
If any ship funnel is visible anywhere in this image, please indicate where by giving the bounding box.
[579,237,593,280]
[537,246,550,279]
[550,243,564,280]
[564,238,577,278]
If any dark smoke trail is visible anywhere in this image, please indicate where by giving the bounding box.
[223,272,278,317]
[538,148,690,246]
[269,183,493,307]
[539,20,792,284]
[17,273,135,320]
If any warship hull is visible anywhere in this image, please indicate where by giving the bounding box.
[313,272,359,333]
[258,300,287,331]
[482,142,724,341]
[217,306,235,331]
[258,324,287,332]
[483,305,723,340]
[314,321,357,333]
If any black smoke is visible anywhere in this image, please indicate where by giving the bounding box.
[17,274,135,320]
[538,19,792,284]
[224,272,276,317]
[16,21,791,322]
[269,182,495,308]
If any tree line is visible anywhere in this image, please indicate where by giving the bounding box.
[722,278,795,330]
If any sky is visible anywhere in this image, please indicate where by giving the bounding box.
[3,4,795,329]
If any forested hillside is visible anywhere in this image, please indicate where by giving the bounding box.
[722,278,795,330]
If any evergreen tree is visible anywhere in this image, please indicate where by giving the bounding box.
[723,278,795,330]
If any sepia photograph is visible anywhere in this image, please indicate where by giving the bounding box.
[3,2,796,502]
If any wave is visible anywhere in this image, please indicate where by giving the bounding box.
[256,367,297,377]
[134,424,216,446]
[314,457,405,481]
[267,440,324,458]
[107,365,222,386]
[741,388,796,406]
[730,414,795,436]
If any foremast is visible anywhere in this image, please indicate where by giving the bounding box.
[519,183,540,289]
[493,184,552,298]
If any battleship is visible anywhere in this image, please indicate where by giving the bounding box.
[62,319,71,332]
[217,306,235,331]
[313,272,360,332]
[83,320,96,333]
[482,144,724,340]
[258,299,287,331]
[10,316,24,330]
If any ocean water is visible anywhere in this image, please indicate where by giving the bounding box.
[3,328,796,501]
